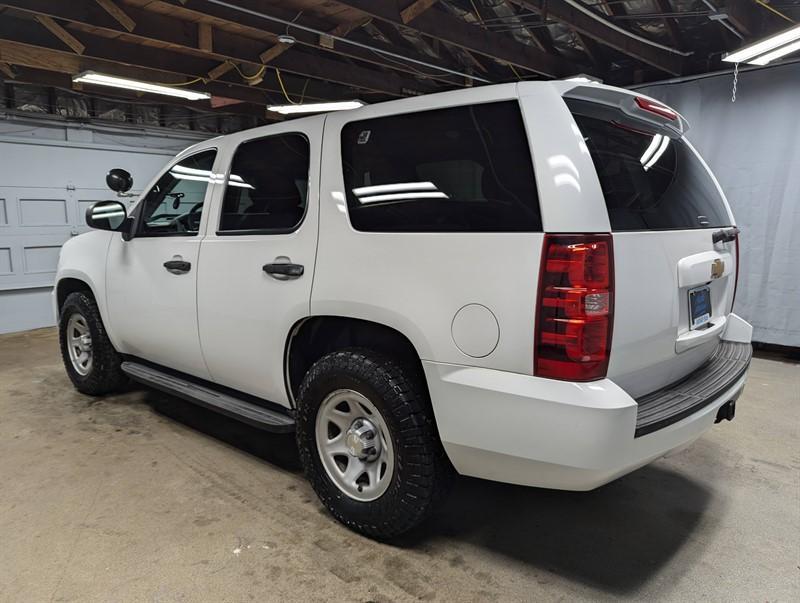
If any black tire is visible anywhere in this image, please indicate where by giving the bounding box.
[59,291,126,395]
[296,348,452,540]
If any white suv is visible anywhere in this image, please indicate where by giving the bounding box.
[55,81,753,539]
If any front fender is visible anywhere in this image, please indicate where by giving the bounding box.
[55,231,118,345]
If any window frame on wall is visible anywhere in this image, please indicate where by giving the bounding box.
[339,100,543,234]
[132,148,218,238]
[215,132,312,236]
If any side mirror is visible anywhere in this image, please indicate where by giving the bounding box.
[106,168,133,193]
[86,200,128,232]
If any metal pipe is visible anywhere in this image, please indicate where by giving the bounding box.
[201,0,493,84]
[558,0,693,56]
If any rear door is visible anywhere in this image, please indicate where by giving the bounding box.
[196,119,322,407]
[564,87,738,397]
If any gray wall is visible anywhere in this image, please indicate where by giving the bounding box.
[638,63,800,347]
[0,113,210,334]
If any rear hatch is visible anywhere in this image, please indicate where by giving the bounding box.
[564,86,739,398]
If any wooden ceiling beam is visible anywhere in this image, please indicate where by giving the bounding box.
[330,0,585,77]
[0,0,427,97]
[516,0,685,75]
[0,60,15,78]
[95,0,135,32]
[197,22,212,52]
[400,0,439,24]
[655,0,686,49]
[34,14,86,55]
[0,24,349,107]
[143,0,461,88]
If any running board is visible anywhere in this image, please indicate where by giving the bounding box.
[121,361,295,433]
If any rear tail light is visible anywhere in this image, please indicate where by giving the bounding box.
[535,234,614,381]
[635,96,678,121]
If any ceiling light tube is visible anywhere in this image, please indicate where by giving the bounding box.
[748,38,800,65]
[267,101,364,115]
[72,71,211,101]
[723,23,800,63]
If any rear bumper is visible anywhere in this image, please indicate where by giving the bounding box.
[423,316,752,491]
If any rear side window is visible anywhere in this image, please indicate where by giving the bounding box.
[568,106,731,231]
[341,101,541,232]
[218,133,309,234]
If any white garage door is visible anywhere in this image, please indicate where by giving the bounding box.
[0,122,207,334]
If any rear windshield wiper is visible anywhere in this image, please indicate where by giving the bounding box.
[712,226,739,244]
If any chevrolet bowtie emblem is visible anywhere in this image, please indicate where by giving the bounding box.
[711,258,724,279]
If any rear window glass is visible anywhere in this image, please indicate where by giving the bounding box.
[218,133,309,233]
[568,107,732,231]
[341,101,542,232]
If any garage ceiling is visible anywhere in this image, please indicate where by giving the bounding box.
[1,0,799,125]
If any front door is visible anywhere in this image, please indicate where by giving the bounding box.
[106,149,218,379]
[197,122,321,407]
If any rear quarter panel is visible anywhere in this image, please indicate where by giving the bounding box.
[313,83,609,372]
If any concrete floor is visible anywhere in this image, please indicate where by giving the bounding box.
[0,328,797,602]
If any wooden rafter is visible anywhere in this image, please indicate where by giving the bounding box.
[129,0,463,87]
[0,24,352,107]
[0,60,15,78]
[0,1,434,97]
[327,0,584,77]
[400,0,439,24]
[514,0,684,75]
[654,0,685,49]
[34,15,85,55]
[94,0,135,32]
[197,22,212,52]
[0,37,300,115]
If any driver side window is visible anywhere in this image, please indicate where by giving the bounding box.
[137,149,217,236]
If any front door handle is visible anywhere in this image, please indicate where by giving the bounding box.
[263,262,304,280]
[163,260,191,274]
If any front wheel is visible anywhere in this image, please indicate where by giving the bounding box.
[296,349,452,540]
[59,291,126,395]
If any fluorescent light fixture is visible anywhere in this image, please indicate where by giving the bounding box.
[267,100,364,115]
[358,192,448,204]
[749,38,800,65]
[353,182,437,196]
[72,71,211,101]
[723,23,800,64]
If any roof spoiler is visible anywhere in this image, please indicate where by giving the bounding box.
[563,85,688,138]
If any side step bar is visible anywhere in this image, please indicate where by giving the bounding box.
[121,361,295,433]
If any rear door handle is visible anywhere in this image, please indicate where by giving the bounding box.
[163,260,191,274]
[263,262,304,280]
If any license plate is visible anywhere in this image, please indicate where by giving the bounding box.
[689,285,712,329]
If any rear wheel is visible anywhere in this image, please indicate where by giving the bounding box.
[59,291,126,395]
[296,348,451,540]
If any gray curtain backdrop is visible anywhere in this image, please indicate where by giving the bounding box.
[637,62,800,347]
